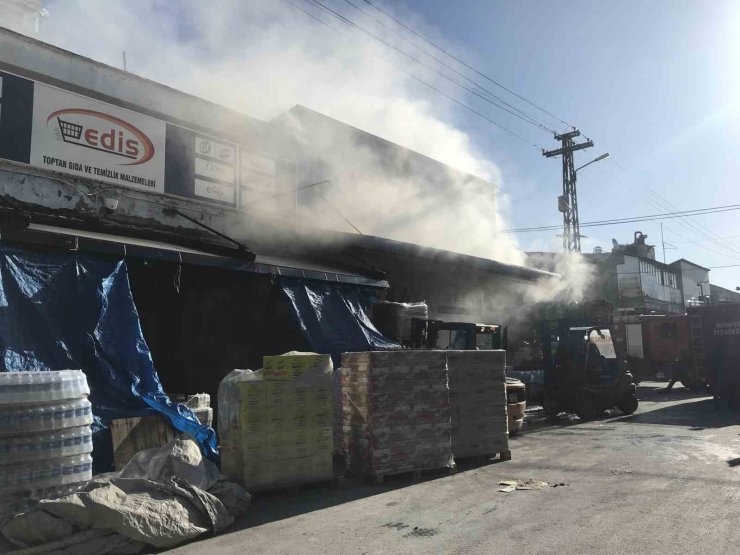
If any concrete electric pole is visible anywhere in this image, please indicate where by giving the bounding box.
[543,130,593,253]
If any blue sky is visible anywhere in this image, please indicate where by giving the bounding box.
[37,0,740,288]
[403,0,740,288]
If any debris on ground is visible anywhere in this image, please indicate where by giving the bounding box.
[497,479,550,492]
[0,438,250,554]
[610,468,633,475]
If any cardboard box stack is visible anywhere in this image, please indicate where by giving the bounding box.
[339,351,453,479]
[447,350,509,458]
[219,352,334,491]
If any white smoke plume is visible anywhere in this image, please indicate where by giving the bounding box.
[28,0,524,261]
[9,0,593,301]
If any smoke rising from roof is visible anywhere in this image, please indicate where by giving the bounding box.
[31,0,527,262]
[8,0,594,304]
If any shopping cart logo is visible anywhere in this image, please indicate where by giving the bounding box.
[46,108,155,166]
[58,118,83,141]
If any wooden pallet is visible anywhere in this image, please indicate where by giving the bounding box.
[369,464,457,485]
[110,415,176,470]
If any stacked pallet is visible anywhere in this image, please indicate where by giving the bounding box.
[340,351,453,481]
[0,370,94,516]
[447,350,509,459]
[219,353,334,491]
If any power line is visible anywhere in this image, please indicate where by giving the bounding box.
[305,0,552,137]
[571,164,729,257]
[605,159,740,258]
[709,264,740,269]
[285,0,540,148]
[341,0,556,133]
[582,157,740,260]
[505,202,740,233]
[671,234,740,244]
[361,0,575,130]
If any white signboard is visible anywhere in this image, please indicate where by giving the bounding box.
[241,151,276,176]
[194,136,235,165]
[194,156,235,183]
[30,84,166,192]
[239,148,282,210]
[194,178,235,204]
[192,135,236,205]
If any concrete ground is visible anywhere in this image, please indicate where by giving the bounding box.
[170,382,740,555]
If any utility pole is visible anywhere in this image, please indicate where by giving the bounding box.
[661,222,666,263]
[659,221,677,263]
[543,130,593,252]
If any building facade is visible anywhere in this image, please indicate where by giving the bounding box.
[669,259,710,307]
[0,28,553,405]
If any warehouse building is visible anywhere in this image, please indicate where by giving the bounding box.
[0,28,553,418]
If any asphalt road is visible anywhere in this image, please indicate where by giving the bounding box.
[170,383,740,555]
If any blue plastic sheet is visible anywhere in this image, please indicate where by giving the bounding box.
[0,246,218,469]
[279,277,401,365]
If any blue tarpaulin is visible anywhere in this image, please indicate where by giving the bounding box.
[0,245,218,470]
[279,277,401,365]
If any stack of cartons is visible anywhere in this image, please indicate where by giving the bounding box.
[447,350,509,459]
[340,351,453,480]
[236,353,334,491]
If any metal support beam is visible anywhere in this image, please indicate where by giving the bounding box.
[543,130,593,253]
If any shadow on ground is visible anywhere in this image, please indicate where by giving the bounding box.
[610,398,739,429]
[636,383,711,403]
[226,457,501,533]
[518,384,736,434]
[207,385,737,542]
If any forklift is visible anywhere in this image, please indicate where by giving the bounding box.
[410,319,526,434]
[539,303,638,419]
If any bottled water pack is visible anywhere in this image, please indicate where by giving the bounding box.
[0,397,93,436]
[0,370,90,405]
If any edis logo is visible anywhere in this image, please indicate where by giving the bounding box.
[47,109,155,165]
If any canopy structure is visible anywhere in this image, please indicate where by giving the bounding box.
[0,245,218,470]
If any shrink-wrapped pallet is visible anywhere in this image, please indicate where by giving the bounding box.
[0,370,93,517]
[340,351,453,479]
[447,350,509,458]
[218,352,334,491]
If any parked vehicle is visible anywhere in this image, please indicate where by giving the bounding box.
[686,304,740,406]
[538,301,638,419]
[615,315,695,388]
[541,325,638,419]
